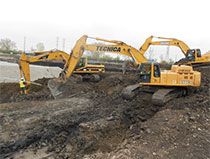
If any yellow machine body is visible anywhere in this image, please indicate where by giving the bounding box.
[139,63,201,87]
[73,57,105,74]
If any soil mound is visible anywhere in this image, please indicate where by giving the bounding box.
[0,67,209,159]
[0,78,52,103]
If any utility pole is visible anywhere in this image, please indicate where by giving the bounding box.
[56,37,59,49]
[23,36,26,53]
[62,38,65,51]
[148,47,154,60]
[165,45,170,62]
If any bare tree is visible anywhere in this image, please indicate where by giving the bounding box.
[36,42,45,51]
[0,38,16,50]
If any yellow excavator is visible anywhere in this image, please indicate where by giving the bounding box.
[138,36,210,66]
[48,35,201,105]
[19,50,105,93]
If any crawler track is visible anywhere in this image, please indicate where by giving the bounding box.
[152,88,184,106]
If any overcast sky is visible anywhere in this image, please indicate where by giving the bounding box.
[0,0,209,61]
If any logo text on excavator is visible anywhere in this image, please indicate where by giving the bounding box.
[96,46,121,52]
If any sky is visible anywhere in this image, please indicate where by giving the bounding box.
[0,0,209,61]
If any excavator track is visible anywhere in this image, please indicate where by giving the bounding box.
[123,84,190,106]
[152,88,185,106]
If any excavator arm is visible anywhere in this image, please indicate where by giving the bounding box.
[150,37,190,56]
[138,36,210,65]
[59,35,148,81]
[19,50,69,91]
[138,36,190,56]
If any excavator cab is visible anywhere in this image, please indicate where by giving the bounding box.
[186,49,201,62]
[138,63,160,83]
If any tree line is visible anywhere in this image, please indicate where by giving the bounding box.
[0,38,45,54]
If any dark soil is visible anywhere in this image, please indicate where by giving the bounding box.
[0,66,209,159]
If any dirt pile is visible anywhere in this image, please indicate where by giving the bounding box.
[0,78,52,103]
[0,72,137,104]
[84,106,210,159]
[0,67,210,159]
[83,66,210,159]
[0,83,19,103]
[195,66,210,92]
[0,98,93,158]
[0,73,157,158]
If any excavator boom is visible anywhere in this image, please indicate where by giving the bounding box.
[139,36,210,65]
[139,36,190,56]
[19,50,69,92]
[59,35,148,81]
[150,39,190,56]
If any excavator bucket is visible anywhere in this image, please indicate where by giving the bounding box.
[47,79,64,99]
[122,84,141,99]
[47,74,84,99]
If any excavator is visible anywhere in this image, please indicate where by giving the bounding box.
[138,36,210,66]
[19,50,105,93]
[48,35,201,105]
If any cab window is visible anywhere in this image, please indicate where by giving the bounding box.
[140,65,151,74]
[197,49,201,57]
[154,65,160,77]
[187,49,195,61]
[138,64,151,83]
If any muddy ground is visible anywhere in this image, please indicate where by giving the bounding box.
[0,66,210,158]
